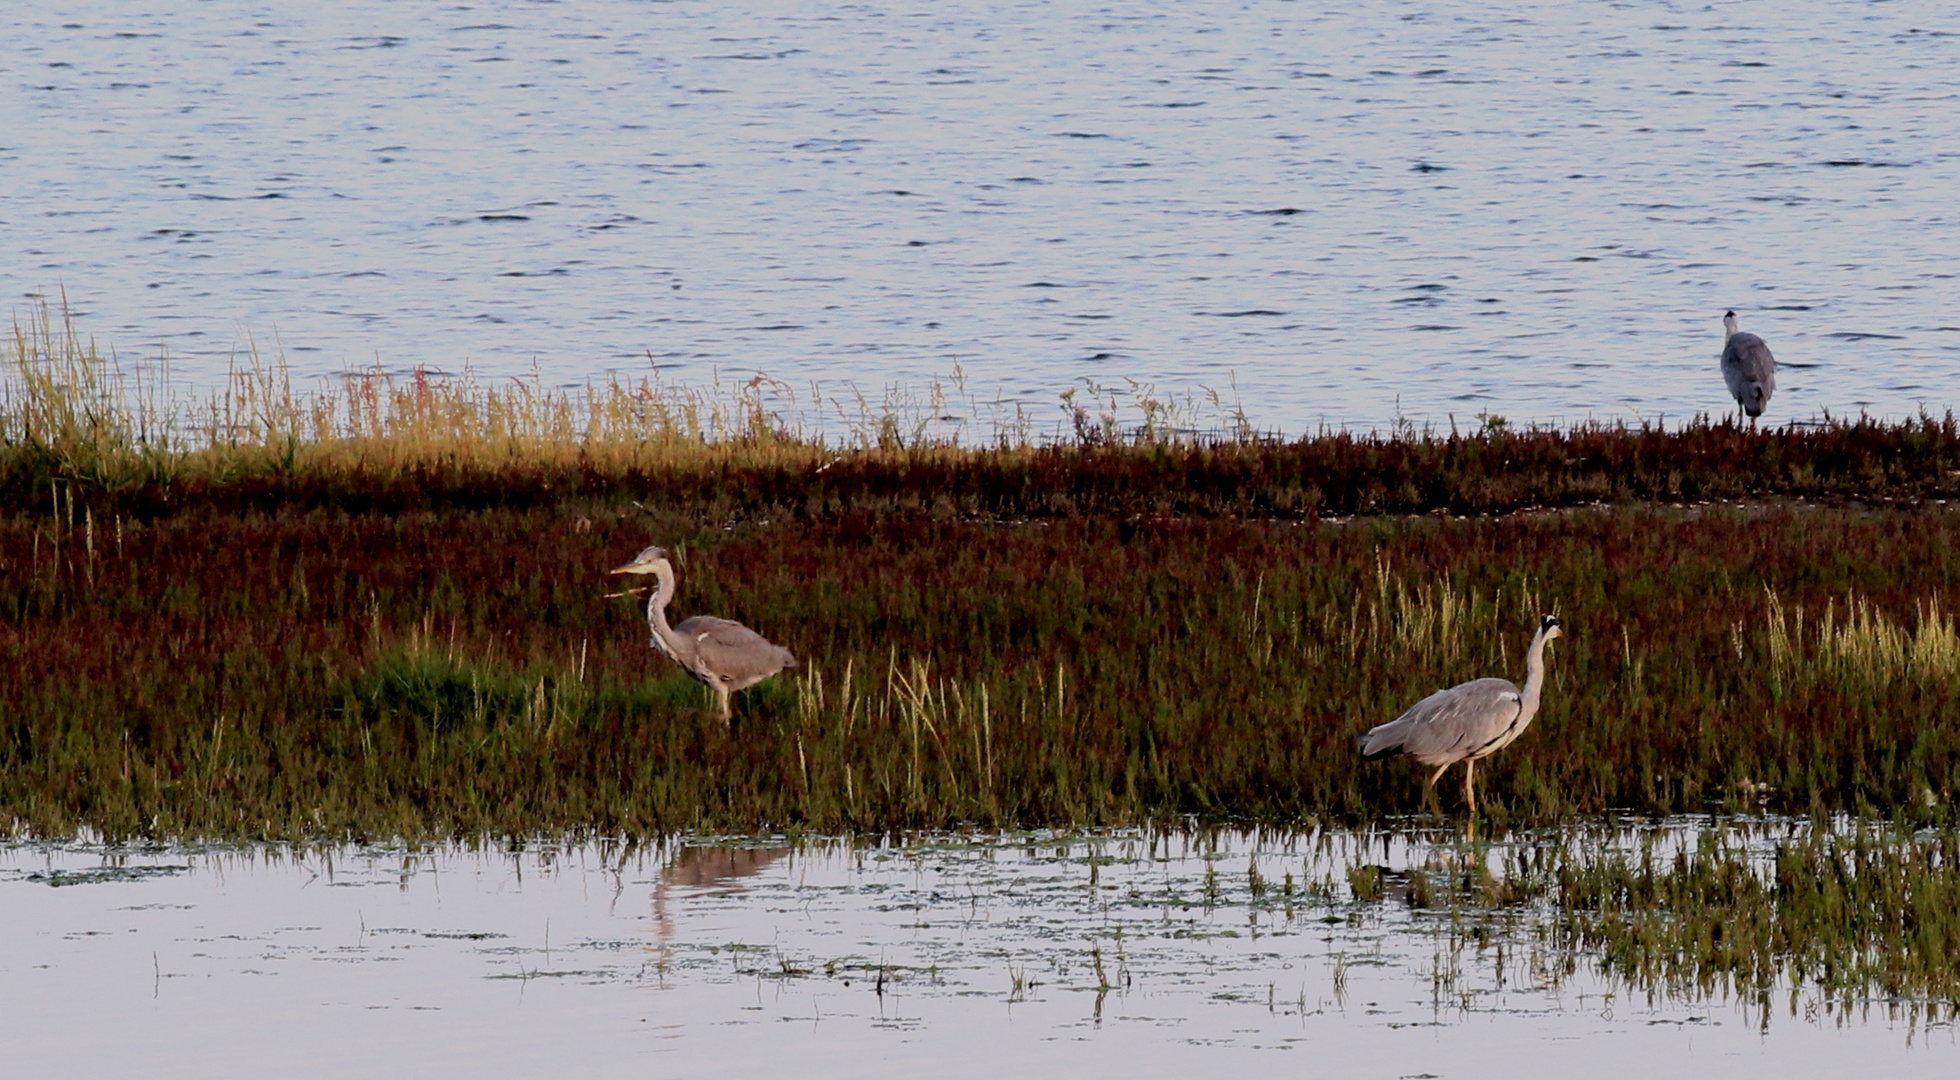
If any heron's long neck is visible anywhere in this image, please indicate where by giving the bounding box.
[1519,627,1552,721]
[645,566,686,659]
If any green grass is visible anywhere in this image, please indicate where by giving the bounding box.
[1339,822,1960,1023]
[1557,825,1960,1018]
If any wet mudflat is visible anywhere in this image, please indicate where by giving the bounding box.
[4,823,1955,1078]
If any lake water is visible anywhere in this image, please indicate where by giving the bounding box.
[3,827,1954,1078]
[6,1,1959,432]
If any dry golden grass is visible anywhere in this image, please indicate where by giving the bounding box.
[5,297,1268,492]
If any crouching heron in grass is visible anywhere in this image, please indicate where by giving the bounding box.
[610,545,797,725]
[1721,310,1777,422]
[1358,615,1564,820]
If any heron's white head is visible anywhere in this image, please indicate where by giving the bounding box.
[1722,310,1740,338]
[610,545,673,576]
[1539,614,1563,643]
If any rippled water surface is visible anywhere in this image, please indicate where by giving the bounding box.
[6,1,1959,430]
[3,829,1954,1078]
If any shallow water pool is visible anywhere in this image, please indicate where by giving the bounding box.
[2,826,1953,1078]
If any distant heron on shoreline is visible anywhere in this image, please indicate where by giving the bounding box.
[610,545,797,725]
[1358,615,1564,820]
[1721,310,1777,422]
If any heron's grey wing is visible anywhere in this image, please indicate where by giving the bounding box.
[673,616,797,689]
[1359,688,1447,759]
[1376,678,1524,766]
[1722,333,1776,416]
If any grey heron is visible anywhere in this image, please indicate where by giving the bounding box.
[1358,615,1564,819]
[610,545,797,724]
[1720,310,1777,422]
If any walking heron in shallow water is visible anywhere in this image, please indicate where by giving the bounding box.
[1720,310,1777,422]
[1358,615,1564,820]
[610,545,797,725]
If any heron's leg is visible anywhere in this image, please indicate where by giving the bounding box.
[1464,759,1477,820]
[1425,763,1450,815]
[716,687,733,727]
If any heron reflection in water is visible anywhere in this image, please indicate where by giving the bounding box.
[650,845,792,947]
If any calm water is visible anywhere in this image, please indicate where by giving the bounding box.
[2,828,1954,1078]
[5,1,1959,432]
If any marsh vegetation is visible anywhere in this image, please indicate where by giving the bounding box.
[5,304,1960,840]
[6,298,1960,521]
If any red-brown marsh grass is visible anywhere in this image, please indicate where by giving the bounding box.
[5,499,1960,840]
